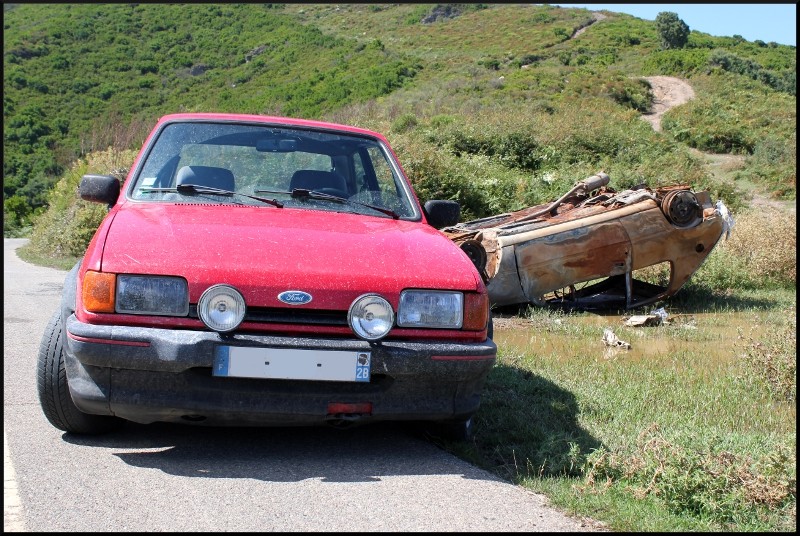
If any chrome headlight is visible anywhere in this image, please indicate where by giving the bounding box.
[397,290,463,329]
[198,284,246,332]
[115,275,189,316]
[348,294,394,341]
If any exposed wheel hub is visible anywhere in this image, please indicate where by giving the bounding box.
[662,190,700,227]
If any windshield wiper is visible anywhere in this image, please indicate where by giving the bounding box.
[255,188,399,219]
[140,184,284,207]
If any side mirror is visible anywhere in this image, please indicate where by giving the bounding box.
[423,200,460,229]
[79,174,120,208]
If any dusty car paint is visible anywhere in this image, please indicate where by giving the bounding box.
[442,172,729,310]
[83,203,483,337]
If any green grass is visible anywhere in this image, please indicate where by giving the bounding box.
[443,296,796,531]
[15,247,80,271]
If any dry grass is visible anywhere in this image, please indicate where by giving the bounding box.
[736,309,797,402]
[692,205,797,291]
[721,207,796,285]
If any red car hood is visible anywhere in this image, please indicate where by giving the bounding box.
[99,203,480,309]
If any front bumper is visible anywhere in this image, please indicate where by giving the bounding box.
[64,314,497,426]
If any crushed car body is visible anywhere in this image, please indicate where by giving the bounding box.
[442,172,731,310]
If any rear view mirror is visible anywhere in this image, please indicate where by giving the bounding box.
[256,138,298,152]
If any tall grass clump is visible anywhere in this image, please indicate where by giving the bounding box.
[580,424,796,531]
[689,206,797,291]
[737,311,796,402]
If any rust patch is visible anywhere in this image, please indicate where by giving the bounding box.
[442,172,728,310]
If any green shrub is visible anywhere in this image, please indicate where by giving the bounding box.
[604,77,653,112]
[391,113,418,134]
[478,57,501,71]
[25,148,138,259]
[397,138,489,220]
[436,129,541,172]
[428,114,457,129]
[553,27,570,41]
[642,49,710,76]
[708,49,796,95]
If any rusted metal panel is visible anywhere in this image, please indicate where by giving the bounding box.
[442,172,728,310]
[485,247,529,306]
[514,220,631,303]
[620,208,723,297]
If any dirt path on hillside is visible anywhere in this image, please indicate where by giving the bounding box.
[640,76,695,132]
[570,19,695,133]
[572,12,607,38]
[641,76,793,212]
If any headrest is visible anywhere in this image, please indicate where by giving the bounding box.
[175,165,235,191]
[289,170,347,192]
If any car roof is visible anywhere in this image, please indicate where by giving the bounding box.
[157,113,387,141]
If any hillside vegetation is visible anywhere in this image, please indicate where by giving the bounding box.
[3,3,796,235]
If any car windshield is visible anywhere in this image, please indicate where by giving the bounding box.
[129,121,419,219]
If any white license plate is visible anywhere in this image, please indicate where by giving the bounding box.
[213,346,371,382]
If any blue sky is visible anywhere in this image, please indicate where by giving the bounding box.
[552,4,796,46]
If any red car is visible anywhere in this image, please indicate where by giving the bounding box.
[38,113,495,440]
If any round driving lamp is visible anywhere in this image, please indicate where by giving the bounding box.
[348,294,394,341]
[198,284,246,332]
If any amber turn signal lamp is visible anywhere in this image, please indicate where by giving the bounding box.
[83,271,116,313]
[462,292,489,331]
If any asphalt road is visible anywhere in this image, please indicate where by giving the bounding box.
[3,238,600,532]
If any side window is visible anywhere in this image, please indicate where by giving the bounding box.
[361,146,415,217]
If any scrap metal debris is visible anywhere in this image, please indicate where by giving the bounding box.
[624,307,669,327]
[602,328,631,350]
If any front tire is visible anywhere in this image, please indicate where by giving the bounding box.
[37,310,122,434]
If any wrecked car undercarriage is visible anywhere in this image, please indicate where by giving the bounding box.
[442,172,731,310]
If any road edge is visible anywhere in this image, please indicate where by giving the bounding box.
[4,430,27,532]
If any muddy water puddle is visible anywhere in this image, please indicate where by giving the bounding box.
[492,310,775,365]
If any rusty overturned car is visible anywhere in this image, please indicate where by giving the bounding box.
[442,172,732,310]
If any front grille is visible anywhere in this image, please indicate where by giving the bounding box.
[189,305,348,326]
